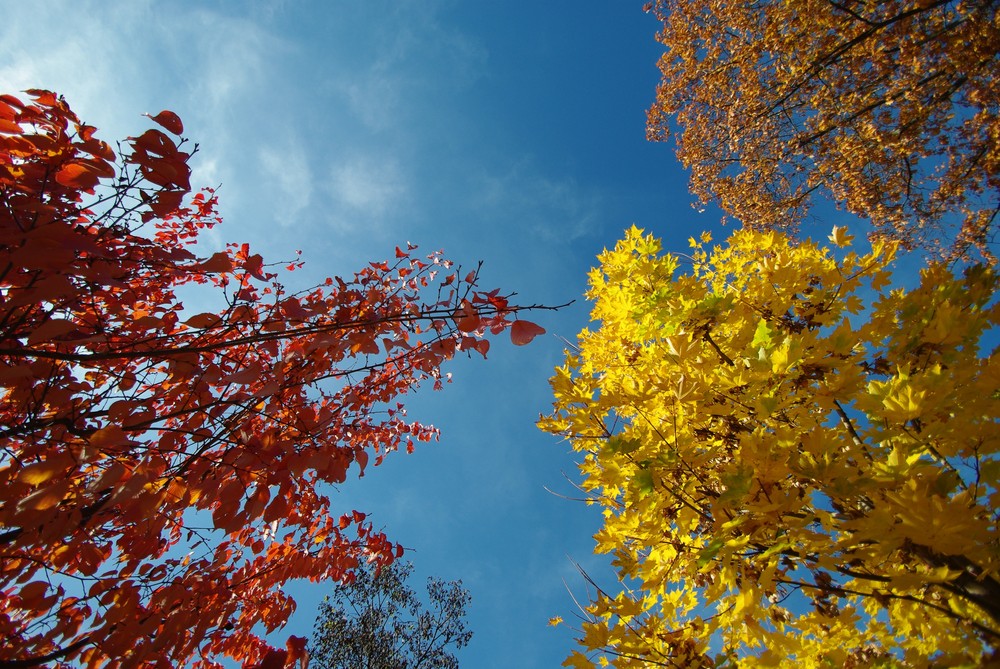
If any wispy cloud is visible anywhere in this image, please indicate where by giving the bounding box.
[322,1,488,132]
[258,142,314,227]
[0,1,152,133]
[327,154,408,229]
[468,158,604,242]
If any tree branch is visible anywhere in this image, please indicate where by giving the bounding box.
[0,636,91,668]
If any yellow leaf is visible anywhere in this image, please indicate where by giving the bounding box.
[829,226,854,247]
[563,651,595,669]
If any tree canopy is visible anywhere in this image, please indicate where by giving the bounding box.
[646,0,1000,263]
[541,225,1000,666]
[0,90,545,668]
[310,560,472,669]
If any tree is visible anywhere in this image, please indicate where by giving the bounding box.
[645,0,1000,263]
[310,560,472,668]
[540,225,1000,666]
[0,90,547,668]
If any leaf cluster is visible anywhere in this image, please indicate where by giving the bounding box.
[0,91,545,668]
[541,226,1000,667]
[647,0,1000,263]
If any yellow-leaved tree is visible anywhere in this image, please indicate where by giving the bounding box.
[540,226,1000,667]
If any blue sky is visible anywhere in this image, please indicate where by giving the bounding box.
[2,2,723,666]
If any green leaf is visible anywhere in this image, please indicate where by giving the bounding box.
[634,468,655,496]
[717,467,752,505]
[696,536,726,568]
[752,319,774,348]
[604,436,641,455]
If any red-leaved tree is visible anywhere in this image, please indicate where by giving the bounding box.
[0,90,548,668]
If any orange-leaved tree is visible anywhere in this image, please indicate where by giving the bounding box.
[646,0,1000,263]
[0,90,548,668]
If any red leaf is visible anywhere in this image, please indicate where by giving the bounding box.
[510,320,545,346]
[25,89,59,106]
[193,251,234,274]
[131,128,177,158]
[251,648,288,669]
[244,253,268,280]
[146,109,184,135]
[149,189,185,218]
[454,299,482,333]
[26,318,79,346]
[355,450,369,477]
[184,312,223,329]
[286,636,308,669]
[0,90,549,669]
[0,97,16,120]
[19,581,49,603]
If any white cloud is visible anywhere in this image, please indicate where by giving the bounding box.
[258,143,313,227]
[469,158,603,242]
[0,2,313,241]
[321,1,488,132]
[341,75,400,133]
[0,1,152,136]
[329,155,407,220]
[185,10,285,119]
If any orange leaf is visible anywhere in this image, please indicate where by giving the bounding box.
[90,462,127,493]
[146,109,184,135]
[510,319,545,346]
[17,477,71,511]
[17,459,69,486]
[0,118,21,134]
[89,425,130,449]
[54,162,101,192]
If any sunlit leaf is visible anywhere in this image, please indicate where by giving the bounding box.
[145,109,184,135]
[510,319,545,346]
